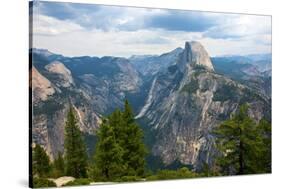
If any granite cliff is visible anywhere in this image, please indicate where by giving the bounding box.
[31,42,271,169]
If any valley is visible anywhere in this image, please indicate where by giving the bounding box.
[31,41,271,171]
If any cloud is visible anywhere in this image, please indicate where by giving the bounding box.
[33,26,206,57]
[33,28,182,57]
[35,1,217,32]
[35,1,271,38]
[203,14,272,39]
[200,37,271,56]
[35,1,153,31]
[34,1,116,30]
[31,1,272,57]
[33,15,83,35]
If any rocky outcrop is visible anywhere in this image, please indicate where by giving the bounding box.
[32,94,101,159]
[113,58,142,92]
[49,177,75,187]
[45,61,74,87]
[31,42,271,168]
[31,54,142,158]
[31,66,55,103]
[136,41,270,169]
[178,41,214,72]
[130,47,183,77]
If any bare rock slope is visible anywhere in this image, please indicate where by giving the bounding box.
[136,41,270,169]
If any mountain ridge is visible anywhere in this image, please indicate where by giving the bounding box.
[31,41,271,170]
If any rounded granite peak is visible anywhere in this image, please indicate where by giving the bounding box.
[184,41,214,71]
[45,61,74,87]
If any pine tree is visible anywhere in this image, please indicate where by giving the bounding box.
[249,119,271,173]
[90,100,147,180]
[213,104,271,175]
[53,152,65,178]
[122,100,147,176]
[259,119,271,172]
[64,106,88,178]
[214,104,253,174]
[123,100,134,125]
[91,118,125,181]
[32,144,51,178]
[109,109,125,145]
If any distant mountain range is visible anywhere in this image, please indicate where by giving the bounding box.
[31,42,271,170]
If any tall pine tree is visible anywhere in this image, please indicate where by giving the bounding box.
[248,119,271,173]
[32,144,51,178]
[213,104,271,175]
[109,109,125,145]
[91,118,125,181]
[64,105,88,178]
[91,100,147,180]
[122,100,147,176]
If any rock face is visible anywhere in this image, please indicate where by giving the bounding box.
[31,51,143,158]
[49,176,75,187]
[31,66,55,103]
[45,61,74,87]
[178,41,214,72]
[135,41,270,169]
[130,47,183,77]
[31,42,271,169]
[212,56,272,97]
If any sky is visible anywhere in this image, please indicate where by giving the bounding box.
[31,1,272,57]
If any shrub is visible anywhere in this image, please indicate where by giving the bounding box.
[213,84,238,102]
[115,176,141,182]
[146,167,198,181]
[193,64,207,71]
[62,178,92,186]
[181,79,199,94]
[146,175,158,181]
[33,178,56,188]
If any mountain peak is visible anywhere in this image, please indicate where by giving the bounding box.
[45,61,74,87]
[181,41,214,71]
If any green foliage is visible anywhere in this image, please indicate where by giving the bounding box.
[32,144,51,178]
[193,65,209,77]
[115,176,142,182]
[213,84,238,102]
[83,132,98,157]
[249,119,271,173]
[63,178,92,186]
[90,118,125,181]
[199,162,220,177]
[90,100,147,181]
[122,100,147,176]
[64,106,88,178]
[32,178,56,188]
[199,80,211,93]
[193,64,207,71]
[213,104,271,175]
[181,78,199,94]
[52,152,65,178]
[146,167,198,181]
[33,97,64,116]
[145,155,165,173]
